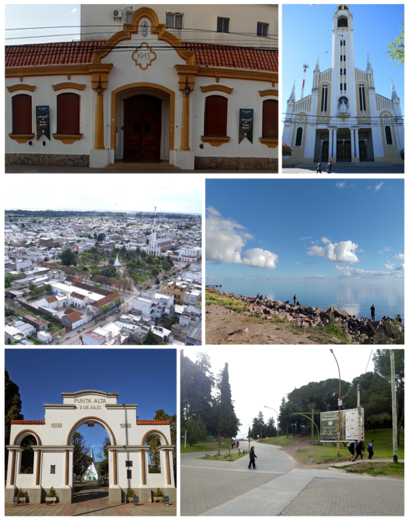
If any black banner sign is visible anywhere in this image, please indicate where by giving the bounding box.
[239,108,253,144]
[36,105,50,140]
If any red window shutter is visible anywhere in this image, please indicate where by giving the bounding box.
[204,96,228,137]
[57,93,80,134]
[12,94,32,134]
[262,99,278,139]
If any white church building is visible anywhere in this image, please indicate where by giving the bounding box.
[282,4,404,166]
[6,5,278,170]
[6,390,175,504]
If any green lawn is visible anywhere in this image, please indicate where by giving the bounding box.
[257,429,404,465]
[338,462,404,477]
[181,438,233,454]
[198,452,246,462]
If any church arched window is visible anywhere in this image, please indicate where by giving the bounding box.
[321,85,328,112]
[12,94,32,134]
[338,16,348,28]
[385,125,393,145]
[262,99,278,139]
[295,127,303,147]
[359,84,366,111]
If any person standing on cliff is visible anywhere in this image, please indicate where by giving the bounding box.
[293,294,297,306]
[370,304,376,320]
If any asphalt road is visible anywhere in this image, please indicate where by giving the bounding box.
[181,443,404,516]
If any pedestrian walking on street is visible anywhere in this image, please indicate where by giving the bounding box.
[347,440,357,462]
[327,159,333,174]
[371,304,376,320]
[354,440,366,461]
[367,440,375,460]
[236,440,240,450]
[317,161,322,173]
[248,446,257,469]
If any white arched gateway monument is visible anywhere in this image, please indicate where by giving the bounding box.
[6,390,175,504]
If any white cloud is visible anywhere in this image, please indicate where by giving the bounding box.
[307,240,359,264]
[321,237,331,244]
[378,246,392,254]
[384,262,394,270]
[395,264,405,272]
[299,236,312,241]
[71,7,78,13]
[206,207,278,269]
[375,182,384,191]
[336,181,347,189]
[394,254,404,261]
[335,265,404,279]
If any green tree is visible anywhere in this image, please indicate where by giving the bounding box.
[61,249,77,266]
[185,418,207,446]
[215,363,241,441]
[45,284,52,292]
[5,276,11,288]
[72,432,93,478]
[101,304,111,316]
[5,369,24,473]
[97,458,109,479]
[151,268,159,277]
[141,329,157,345]
[387,16,404,66]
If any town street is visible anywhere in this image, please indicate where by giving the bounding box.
[181,443,404,516]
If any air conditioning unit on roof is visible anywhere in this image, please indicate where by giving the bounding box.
[113,10,122,19]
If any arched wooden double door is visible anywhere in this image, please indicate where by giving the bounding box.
[124,95,162,162]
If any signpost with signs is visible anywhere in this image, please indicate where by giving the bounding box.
[320,408,365,442]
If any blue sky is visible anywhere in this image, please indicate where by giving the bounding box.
[5,349,176,461]
[206,179,404,281]
[282,4,405,128]
[5,5,81,45]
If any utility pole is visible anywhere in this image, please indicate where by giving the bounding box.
[311,409,314,441]
[357,384,362,441]
[391,351,398,463]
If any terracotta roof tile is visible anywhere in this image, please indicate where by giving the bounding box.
[65,310,84,323]
[45,296,57,303]
[6,41,277,73]
[137,420,170,425]
[5,41,106,68]
[96,293,120,308]
[71,292,86,300]
[11,420,45,425]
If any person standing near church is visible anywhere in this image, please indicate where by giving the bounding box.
[371,304,376,320]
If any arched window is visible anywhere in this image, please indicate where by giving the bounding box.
[359,84,366,111]
[385,125,393,145]
[146,434,162,474]
[321,85,328,112]
[12,94,32,134]
[262,99,278,139]
[338,16,348,28]
[295,127,303,147]
[57,93,80,134]
[19,434,37,474]
[204,95,228,137]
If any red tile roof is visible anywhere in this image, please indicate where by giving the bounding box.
[66,276,84,283]
[96,293,120,308]
[65,311,84,323]
[11,420,45,425]
[45,296,57,303]
[5,41,106,68]
[137,420,170,425]
[71,292,86,300]
[6,41,278,73]
[184,43,278,73]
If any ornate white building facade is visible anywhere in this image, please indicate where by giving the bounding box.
[282,4,404,166]
[6,5,278,170]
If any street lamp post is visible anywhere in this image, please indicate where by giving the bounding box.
[329,349,342,456]
[264,406,279,442]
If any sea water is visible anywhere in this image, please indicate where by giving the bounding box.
[207,280,405,322]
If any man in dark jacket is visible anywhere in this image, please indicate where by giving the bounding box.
[367,440,375,460]
[248,446,257,469]
[354,440,366,461]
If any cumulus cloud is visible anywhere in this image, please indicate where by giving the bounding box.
[206,207,278,269]
[384,262,394,270]
[394,254,404,261]
[307,240,359,264]
[321,237,331,244]
[395,264,405,272]
[335,265,404,279]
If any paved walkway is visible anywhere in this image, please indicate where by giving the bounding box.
[181,443,404,516]
[6,483,176,516]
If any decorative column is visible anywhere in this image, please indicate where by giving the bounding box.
[180,91,190,151]
[355,129,360,160]
[36,451,41,486]
[10,450,16,486]
[165,450,171,485]
[65,450,69,485]
[329,129,333,159]
[113,450,117,486]
[94,89,105,150]
[350,128,355,158]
